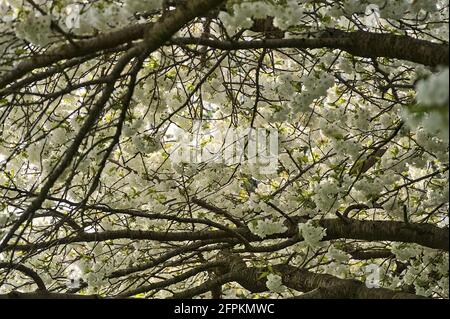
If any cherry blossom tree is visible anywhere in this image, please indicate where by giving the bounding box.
[0,0,448,299]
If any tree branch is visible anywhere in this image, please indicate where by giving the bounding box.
[0,263,47,291]
[4,218,448,252]
[1,23,447,90]
[172,31,449,67]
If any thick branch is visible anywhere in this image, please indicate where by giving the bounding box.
[0,262,428,299]
[0,0,226,90]
[0,263,46,291]
[319,218,449,251]
[172,31,449,67]
[0,24,147,90]
[171,263,425,299]
[1,24,447,90]
[119,262,225,297]
[5,218,448,252]
[275,265,424,299]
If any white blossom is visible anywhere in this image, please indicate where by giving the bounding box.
[298,221,327,247]
[248,219,288,239]
[266,274,286,293]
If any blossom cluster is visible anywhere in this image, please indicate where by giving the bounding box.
[403,67,449,141]
[298,221,327,248]
[265,273,286,293]
[248,219,288,239]
[416,68,449,107]
[218,0,304,35]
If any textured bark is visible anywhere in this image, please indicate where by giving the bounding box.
[346,30,448,67]
[319,218,449,251]
[5,218,448,252]
[170,263,426,299]
[172,31,449,67]
[1,23,447,90]
[345,249,394,260]
[274,265,424,299]
[0,262,429,299]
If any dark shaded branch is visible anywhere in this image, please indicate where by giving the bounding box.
[0,263,47,291]
[5,218,448,252]
[108,240,221,278]
[0,262,428,299]
[346,248,395,260]
[170,263,426,299]
[1,23,447,90]
[0,0,226,90]
[319,218,449,251]
[119,262,225,297]
[275,265,425,299]
[172,31,449,67]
